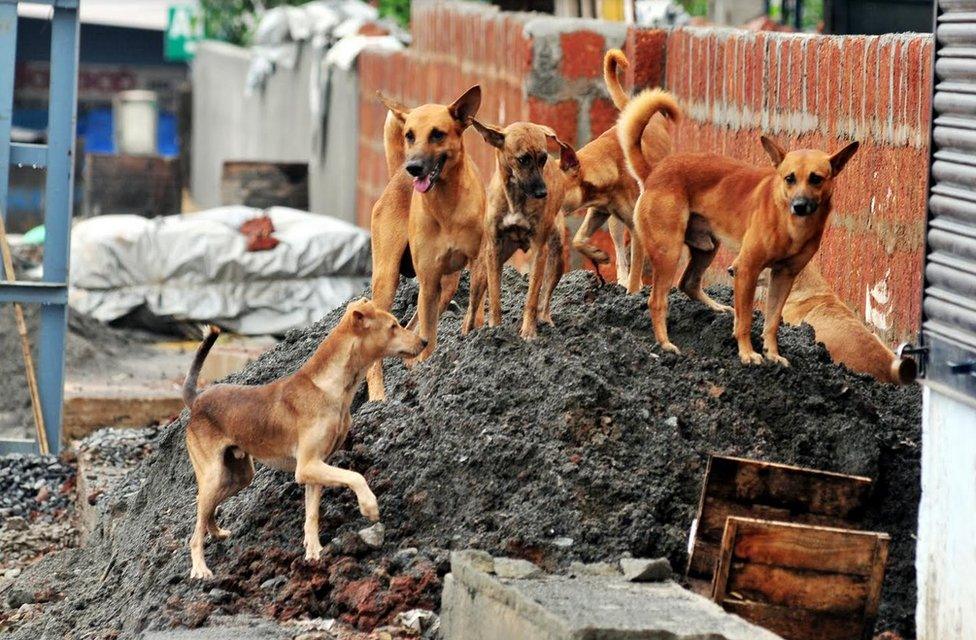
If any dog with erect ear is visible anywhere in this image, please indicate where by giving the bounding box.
[366,86,487,401]
[182,299,425,580]
[619,92,859,364]
[462,120,580,339]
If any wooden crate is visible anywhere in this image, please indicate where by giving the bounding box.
[687,454,873,580]
[712,517,889,640]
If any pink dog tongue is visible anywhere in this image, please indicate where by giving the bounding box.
[413,175,433,193]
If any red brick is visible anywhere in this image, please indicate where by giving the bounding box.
[560,30,606,79]
[528,98,579,147]
[625,28,667,90]
[589,97,617,138]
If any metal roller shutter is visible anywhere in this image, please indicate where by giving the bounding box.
[924,0,976,401]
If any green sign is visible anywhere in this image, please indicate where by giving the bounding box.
[165,5,204,62]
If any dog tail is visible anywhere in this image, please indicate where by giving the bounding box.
[383,111,405,178]
[603,49,630,110]
[617,88,682,184]
[183,325,220,408]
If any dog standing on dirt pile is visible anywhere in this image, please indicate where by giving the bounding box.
[367,86,486,401]
[619,94,859,365]
[461,120,579,339]
[181,299,425,579]
[562,49,678,292]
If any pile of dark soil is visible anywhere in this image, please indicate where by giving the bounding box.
[2,270,921,638]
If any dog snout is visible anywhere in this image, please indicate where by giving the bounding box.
[420,337,429,348]
[405,160,426,177]
[790,198,818,216]
[525,179,548,199]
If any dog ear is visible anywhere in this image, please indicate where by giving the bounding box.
[448,85,482,127]
[547,135,580,174]
[760,135,787,167]
[376,91,409,123]
[472,119,505,149]
[351,308,370,330]
[829,140,860,175]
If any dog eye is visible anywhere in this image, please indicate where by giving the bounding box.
[519,154,531,166]
[784,173,797,185]
[808,173,823,185]
[405,130,415,144]
[429,129,445,143]
[537,153,548,167]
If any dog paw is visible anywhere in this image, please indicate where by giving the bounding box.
[714,304,733,314]
[660,342,681,355]
[304,542,323,561]
[520,325,538,340]
[359,500,381,522]
[766,353,790,367]
[190,565,214,580]
[740,351,764,365]
[211,527,232,541]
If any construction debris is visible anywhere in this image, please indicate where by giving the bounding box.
[0,270,921,638]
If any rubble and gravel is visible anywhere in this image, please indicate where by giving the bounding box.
[1,269,922,638]
[0,453,75,525]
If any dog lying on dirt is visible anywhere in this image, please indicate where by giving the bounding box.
[366,87,486,401]
[780,263,917,384]
[619,93,859,364]
[181,299,425,579]
[563,50,677,292]
[461,121,579,339]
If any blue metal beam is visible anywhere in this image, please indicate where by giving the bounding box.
[0,3,16,225]
[0,282,68,304]
[11,143,47,170]
[33,3,80,455]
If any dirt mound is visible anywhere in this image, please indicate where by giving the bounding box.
[2,270,921,638]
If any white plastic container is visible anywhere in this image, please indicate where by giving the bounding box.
[113,90,158,156]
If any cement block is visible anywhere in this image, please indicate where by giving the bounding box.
[442,550,783,640]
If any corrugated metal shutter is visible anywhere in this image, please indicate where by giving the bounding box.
[925,0,976,401]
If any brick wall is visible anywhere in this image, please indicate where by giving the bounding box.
[356,1,933,342]
[626,27,933,343]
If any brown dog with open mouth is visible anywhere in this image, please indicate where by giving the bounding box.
[182,299,425,579]
[367,87,487,400]
[563,49,679,292]
[620,91,859,365]
[462,121,579,339]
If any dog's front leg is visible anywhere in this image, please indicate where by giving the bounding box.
[463,255,488,334]
[732,257,763,365]
[413,272,441,362]
[303,484,324,560]
[762,267,798,366]
[521,238,549,339]
[486,236,504,327]
[296,460,379,523]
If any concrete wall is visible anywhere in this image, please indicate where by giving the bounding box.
[191,41,360,224]
[355,1,932,343]
[916,387,976,639]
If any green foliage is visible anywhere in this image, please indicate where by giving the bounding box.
[768,0,825,31]
[379,0,411,28]
[679,0,708,17]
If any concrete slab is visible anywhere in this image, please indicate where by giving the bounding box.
[441,550,784,640]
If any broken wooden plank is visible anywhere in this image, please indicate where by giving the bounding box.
[688,454,873,580]
[712,517,890,640]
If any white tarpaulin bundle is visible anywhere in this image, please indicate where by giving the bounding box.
[69,207,371,335]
